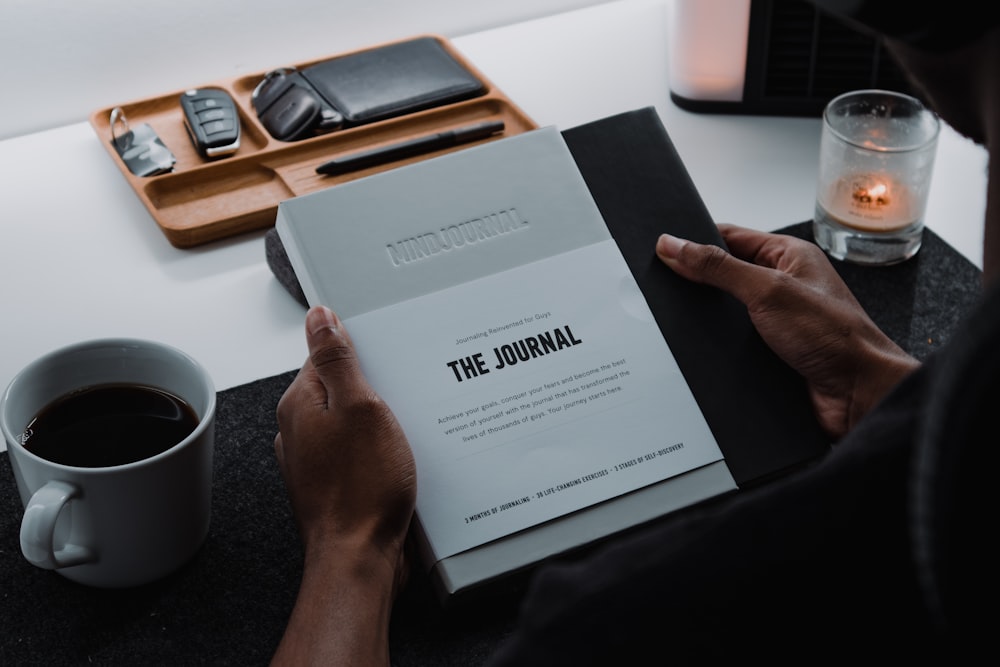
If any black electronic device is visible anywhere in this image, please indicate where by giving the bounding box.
[670,0,1000,118]
[809,0,1000,53]
[180,88,241,159]
[250,68,344,142]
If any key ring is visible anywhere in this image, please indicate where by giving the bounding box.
[107,107,176,177]
[251,67,297,106]
[110,107,131,151]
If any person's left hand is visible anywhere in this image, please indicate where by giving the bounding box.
[273,305,416,665]
[274,304,416,583]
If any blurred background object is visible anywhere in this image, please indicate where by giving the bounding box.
[670,0,916,115]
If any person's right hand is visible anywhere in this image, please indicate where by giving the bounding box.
[656,224,919,440]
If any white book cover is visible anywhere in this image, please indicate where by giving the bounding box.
[276,126,727,574]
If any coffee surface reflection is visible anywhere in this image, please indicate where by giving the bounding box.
[23,383,199,467]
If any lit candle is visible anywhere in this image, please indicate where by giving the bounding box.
[820,173,919,233]
[813,90,939,264]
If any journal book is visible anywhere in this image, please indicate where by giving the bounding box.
[273,107,830,601]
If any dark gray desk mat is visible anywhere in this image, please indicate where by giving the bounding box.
[0,223,983,665]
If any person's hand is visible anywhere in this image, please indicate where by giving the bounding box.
[656,224,919,439]
[275,304,416,569]
[273,305,416,666]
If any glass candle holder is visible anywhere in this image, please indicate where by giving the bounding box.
[813,89,940,265]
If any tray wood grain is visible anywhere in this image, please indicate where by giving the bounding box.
[89,35,538,248]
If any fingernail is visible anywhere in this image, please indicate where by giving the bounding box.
[656,233,686,259]
[307,305,338,336]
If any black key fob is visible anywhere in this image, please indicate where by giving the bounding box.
[256,83,323,142]
[180,88,241,159]
[251,67,344,142]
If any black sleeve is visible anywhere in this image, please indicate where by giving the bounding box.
[485,361,942,665]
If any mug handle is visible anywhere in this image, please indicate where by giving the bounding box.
[20,480,96,569]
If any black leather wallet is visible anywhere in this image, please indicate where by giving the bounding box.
[302,37,485,124]
[253,37,486,141]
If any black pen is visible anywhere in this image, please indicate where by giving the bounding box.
[315,120,506,175]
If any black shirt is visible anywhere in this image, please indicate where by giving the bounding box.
[486,280,1000,666]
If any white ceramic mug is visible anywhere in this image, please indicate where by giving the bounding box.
[1,338,216,588]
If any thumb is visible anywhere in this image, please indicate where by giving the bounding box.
[655,233,769,306]
[304,305,367,397]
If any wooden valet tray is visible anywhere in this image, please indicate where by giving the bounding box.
[89,35,538,248]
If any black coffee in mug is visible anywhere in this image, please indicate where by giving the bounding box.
[21,383,199,467]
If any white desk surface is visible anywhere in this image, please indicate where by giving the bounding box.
[0,0,988,452]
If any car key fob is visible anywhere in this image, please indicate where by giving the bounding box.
[251,67,344,141]
[180,88,241,159]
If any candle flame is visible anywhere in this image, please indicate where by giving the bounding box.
[852,180,891,207]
